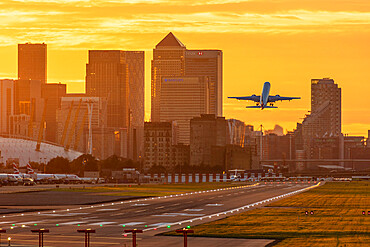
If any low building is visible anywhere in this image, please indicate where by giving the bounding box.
[144,121,179,170]
[190,114,226,166]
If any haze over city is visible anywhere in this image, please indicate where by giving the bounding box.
[0,0,369,135]
[0,1,369,247]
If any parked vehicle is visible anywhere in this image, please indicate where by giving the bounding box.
[23,178,35,186]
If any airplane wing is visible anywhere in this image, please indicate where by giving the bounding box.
[228,95,260,102]
[246,106,277,109]
[268,95,301,102]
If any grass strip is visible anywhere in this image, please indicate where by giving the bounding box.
[167,182,370,246]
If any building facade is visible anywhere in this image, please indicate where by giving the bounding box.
[185,50,223,116]
[86,50,129,129]
[121,51,145,161]
[151,33,223,122]
[311,78,341,136]
[57,96,109,159]
[18,43,47,84]
[160,76,209,144]
[151,33,186,122]
[144,121,179,170]
[302,78,342,159]
[86,50,144,159]
[0,79,15,134]
[190,114,226,166]
[11,79,44,140]
[41,83,66,143]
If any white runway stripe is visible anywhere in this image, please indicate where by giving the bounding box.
[121,222,145,226]
[89,221,117,225]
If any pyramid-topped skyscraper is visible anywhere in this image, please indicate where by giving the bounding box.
[156,32,186,48]
[151,32,223,122]
[151,33,187,122]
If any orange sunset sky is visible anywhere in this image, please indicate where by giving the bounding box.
[0,0,369,136]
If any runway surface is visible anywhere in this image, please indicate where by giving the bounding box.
[0,182,319,246]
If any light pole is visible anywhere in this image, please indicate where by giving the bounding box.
[77,229,95,247]
[31,228,49,247]
[176,228,194,247]
[124,229,143,247]
[0,228,6,247]
[7,237,10,247]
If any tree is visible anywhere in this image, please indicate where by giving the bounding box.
[70,154,99,176]
[100,155,139,171]
[46,157,70,174]
[148,164,167,174]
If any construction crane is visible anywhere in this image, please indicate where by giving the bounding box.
[60,101,74,146]
[65,99,82,151]
[74,108,88,151]
[35,99,48,152]
[28,98,35,139]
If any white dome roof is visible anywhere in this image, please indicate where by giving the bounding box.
[0,137,82,166]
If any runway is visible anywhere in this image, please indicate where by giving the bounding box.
[0,182,319,246]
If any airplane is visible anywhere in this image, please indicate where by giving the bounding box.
[26,164,60,183]
[227,169,246,182]
[27,164,82,184]
[228,81,300,109]
[13,163,31,180]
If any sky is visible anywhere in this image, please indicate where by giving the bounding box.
[0,0,369,136]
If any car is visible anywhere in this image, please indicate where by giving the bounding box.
[23,178,35,186]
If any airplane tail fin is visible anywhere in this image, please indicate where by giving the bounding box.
[13,163,20,174]
[27,163,35,174]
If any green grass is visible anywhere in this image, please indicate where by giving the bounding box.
[177,182,370,246]
[51,182,245,197]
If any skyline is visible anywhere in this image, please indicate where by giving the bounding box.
[0,0,370,135]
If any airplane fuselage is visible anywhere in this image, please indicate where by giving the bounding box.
[260,81,271,109]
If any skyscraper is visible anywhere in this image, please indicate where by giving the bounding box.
[86,50,144,159]
[302,78,342,159]
[86,50,129,128]
[0,79,15,134]
[160,76,209,144]
[310,78,341,136]
[41,83,66,143]
[151,33,223,121]
[151,33,186,122]
[121,51,145,161]
[185,50,223,116]
[18,43,47,84]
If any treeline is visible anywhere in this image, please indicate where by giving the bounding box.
[148,164,224,174]
[2,155,226,175]
[28,155,141,176]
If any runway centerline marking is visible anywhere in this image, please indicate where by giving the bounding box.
[132,203,149,207]
[89,221,117,225]
[121,222,145,226]
[184,209,204,212]
[135,210,147,213]
[152,213,205,217]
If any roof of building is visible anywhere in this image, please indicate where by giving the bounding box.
[156,32,186,48]
[0,137,82,167]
